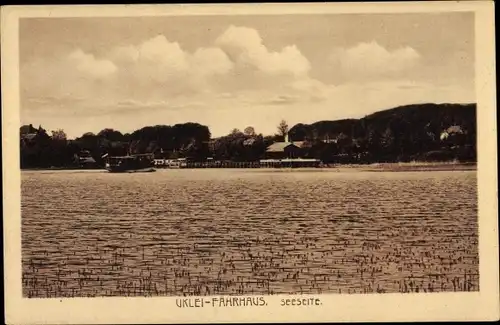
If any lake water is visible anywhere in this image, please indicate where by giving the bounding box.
[21,169,478,297]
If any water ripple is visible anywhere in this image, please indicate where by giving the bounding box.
[22,169,478,297]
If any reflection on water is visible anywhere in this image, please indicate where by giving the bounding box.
[22,169,478,297]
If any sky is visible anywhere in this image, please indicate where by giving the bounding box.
[19,13,475,139]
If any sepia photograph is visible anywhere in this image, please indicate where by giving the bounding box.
[2,2,498,324]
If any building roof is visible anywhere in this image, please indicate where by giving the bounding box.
[22,133,37,141]
[266,141,304,152]
[80,157,96,164]
[20,124,37,135]
[446,125,464,134]
[243,138,256,146]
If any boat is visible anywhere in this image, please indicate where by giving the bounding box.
[102,153,156,173]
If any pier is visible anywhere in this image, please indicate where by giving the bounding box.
[153,158,322,169]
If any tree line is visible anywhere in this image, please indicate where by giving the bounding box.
[20,103,477,169]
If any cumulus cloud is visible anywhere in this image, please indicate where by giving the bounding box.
[109,45,140,64]
[111,34,235,77]
[330,41,421,81]
[215,25,310,77]
[68,49,117,79]
[22,25,321,109]
[21,55,111,103]
[110,35,233,89]
[191,47,234,76]
[139,35,188,68]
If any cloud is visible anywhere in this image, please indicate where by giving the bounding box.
[21,56,111,103]
[138,35,189,69]
[257,95,301,106]
[215,25,310,77]
[68,49,117,79]
[111,34,234,77]
[191,47,234,76]
[22,25,322,110]
[109,35,233,90]
[330,41,421,81]
[109,45,139,64]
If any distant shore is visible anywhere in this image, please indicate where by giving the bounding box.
[22,161,476,172]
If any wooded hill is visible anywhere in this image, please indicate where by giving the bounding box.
[288,103,476,163]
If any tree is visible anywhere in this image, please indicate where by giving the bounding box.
[244,126,256,137]
[51,129,67,141]
[230,128,242,135]
[288,123,308,141]
[380,127,395,160]
[277,119,289,136]
[97,128,124,142]
[36,125,50,140]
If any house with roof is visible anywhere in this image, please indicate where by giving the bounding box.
[74,150,98,168]
[21,132,38,143]
[264,134,305,159]
[20,124,37,135]
[20,124,51,147]
[20,124,39,145]
[440,125,465,141]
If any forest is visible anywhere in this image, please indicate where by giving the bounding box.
[20,103,476,169]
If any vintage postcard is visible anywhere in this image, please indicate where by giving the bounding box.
[2,2,498,324]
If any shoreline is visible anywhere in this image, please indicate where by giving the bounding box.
[326,161,476,172]
[21,162,477,172]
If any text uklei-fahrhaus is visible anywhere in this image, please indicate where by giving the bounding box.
[176,296,267,308]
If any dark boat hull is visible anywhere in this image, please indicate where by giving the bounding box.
[104,153,156,173]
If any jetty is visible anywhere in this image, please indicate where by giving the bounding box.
[152,158,321,169]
